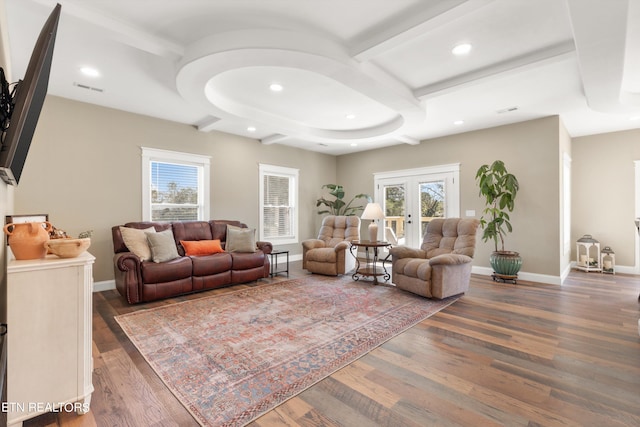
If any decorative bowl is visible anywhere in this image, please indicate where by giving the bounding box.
[45,238,91,258]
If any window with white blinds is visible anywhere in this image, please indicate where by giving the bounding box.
[259,164,298,244]
[141,148,210,221]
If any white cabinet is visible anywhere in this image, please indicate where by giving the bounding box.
[6,252,95,427]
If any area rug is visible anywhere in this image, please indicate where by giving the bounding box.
[114,275,459,427]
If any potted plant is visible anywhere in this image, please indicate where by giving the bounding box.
[316,184,370,216]
[475,160,522,282]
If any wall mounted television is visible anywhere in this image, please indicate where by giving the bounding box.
[0,3,61,185]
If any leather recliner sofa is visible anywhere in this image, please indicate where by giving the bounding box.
[112,220,272,304]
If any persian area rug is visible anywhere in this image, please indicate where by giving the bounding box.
[114,275,459,427]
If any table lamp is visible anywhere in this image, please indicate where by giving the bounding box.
[361,202,384,242]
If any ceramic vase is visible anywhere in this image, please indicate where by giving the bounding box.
[3,221,52,260]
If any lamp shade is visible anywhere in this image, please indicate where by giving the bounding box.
[361,202,384,220]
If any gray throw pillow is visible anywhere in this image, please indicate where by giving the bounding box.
[147,228,180,263]
[225,225,257,253]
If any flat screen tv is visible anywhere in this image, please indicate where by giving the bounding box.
[0,3,61,185]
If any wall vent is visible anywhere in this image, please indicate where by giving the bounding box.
[73,82,104,93]
[497,106,518,114]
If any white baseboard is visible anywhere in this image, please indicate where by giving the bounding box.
[94,279,115,292]
[471,266,561,285]
[473,263,639,287]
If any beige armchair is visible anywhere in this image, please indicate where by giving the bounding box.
[302,215,360,276]
[389,218,480,299]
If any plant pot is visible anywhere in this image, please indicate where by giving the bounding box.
[490,250,522,278]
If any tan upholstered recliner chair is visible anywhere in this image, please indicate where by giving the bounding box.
[302,215,360,276]
[389,218,480,299]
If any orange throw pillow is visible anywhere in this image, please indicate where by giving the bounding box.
[181,239,225,256]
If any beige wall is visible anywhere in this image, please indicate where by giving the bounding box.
[13,96,336,282]
[572,128,640,267]
[337,116,562,277]
[12,92,640,284]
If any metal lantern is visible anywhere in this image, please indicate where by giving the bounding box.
[575,234,601,272]
[600,246,615,274]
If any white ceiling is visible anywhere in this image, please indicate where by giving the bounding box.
[4,0,640,155]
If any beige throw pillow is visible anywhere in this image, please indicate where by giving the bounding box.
[147,229,179,263]
[119,226,156,261]
[225,225,257,253]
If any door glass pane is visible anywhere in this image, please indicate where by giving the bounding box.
[419,180,445,236]
[383,184,405,245]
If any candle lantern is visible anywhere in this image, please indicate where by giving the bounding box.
[575,234,601,272]
[600,246,615,274]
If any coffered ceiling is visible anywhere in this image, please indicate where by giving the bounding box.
[4,0,640,155]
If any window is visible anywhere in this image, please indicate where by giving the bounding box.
[259,164,298,244]
[141,147,210,221]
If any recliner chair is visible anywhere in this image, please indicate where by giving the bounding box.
[302,215,360,276]
[389,218,480,299]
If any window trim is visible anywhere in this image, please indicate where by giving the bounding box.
[259,163,299,244]
[141,147,210,221]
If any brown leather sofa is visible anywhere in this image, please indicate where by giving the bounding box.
[112,220,272,304]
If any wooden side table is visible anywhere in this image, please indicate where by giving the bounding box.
[349,240,391,285]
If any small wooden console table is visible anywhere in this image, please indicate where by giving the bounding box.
[349,240,391,285]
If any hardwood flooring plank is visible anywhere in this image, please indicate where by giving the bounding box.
[329,360,401,408]
[21,266,640,427]
[98,348,171,426]
[362,351,517,426]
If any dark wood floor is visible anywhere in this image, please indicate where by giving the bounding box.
[25,262,640,427]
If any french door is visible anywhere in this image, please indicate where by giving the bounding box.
[374,164,460,248]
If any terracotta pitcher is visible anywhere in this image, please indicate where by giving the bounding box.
[3,221,53,260]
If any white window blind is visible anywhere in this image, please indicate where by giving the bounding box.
[150,161,199,221]
[259,164,298,244]
[141,148,210,221]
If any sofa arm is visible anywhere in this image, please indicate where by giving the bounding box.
[115,252,141,271]
[389,245,426,259]
[113,252,143,304]
[257,241,273,255]
[334,241,351,252]
[429,253,473,266]
[302,239,325,250]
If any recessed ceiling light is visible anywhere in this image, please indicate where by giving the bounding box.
[350,143,358,147]
[453,120,464,126]
[345,114,356,119]
[80,66,100,77]
[247,126,256,132]
[269,83,283,92]
[452,43,472,56]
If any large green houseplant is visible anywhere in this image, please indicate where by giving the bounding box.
[316,184,370,216]
[475,160,522,281]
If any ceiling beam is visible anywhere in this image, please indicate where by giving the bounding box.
[351,0,495,62]
[414,40,576,99]
[566,0,636,113]
[33,0,184,59]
